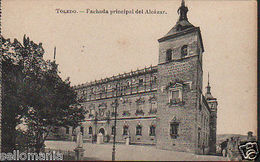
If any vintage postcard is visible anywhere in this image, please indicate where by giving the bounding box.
[1,0,258,161]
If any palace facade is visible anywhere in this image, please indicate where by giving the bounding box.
[56,1,218,154]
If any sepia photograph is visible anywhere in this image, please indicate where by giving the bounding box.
[1,0,258,161]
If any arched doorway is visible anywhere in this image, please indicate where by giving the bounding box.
[97,128,106,144]
[99,128,105,135]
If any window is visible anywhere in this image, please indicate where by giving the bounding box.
[149,102,157,114]
[166,49,172,61]
[170,122,179,139]
[136,125,142,136]
[66,127,70,134]
[88,126,93,135]
[139,78,144,85]
[80,126,84,135]
[150,125,156,136]
[123,125,129,135]
[172,90,179,99]
[169,90,181,104]
[168,84,183,104]
[152,76,157,83]
[181,45,188,57]
[111,126,115,135]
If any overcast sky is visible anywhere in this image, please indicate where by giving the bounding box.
[2,0,257,135]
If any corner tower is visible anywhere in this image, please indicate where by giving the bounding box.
[205,74,218,154]
[156,0,205,153]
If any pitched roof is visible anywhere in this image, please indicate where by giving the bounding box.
[164,20,195,37]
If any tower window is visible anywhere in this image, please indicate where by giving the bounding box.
[166,49,172,61]
[169,90,182,104]
[170,122,179,139]
[181,45,188,57]
[149,125,156,136]
[123,125,129,135]
[136,125,142,136]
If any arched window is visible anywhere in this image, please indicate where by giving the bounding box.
[149,125,156,136]
[181,45,188,57]
[123,125,129,135]
[136,125,142,136]
[80,126,84,135]
[88,126,93,135]
[166,49,172,61]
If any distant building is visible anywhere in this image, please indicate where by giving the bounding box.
[56,0,218,154]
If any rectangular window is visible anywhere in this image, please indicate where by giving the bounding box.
[80,126,84,136]
[139,78,144,85]
[123,126,128,135]
[88,127,93,134]
[150,125,156,136]
[66,127,70,134]
[169,90,182,104]
[172,90,179,99]
[136,125,142,136]
[111,126,115,135]
[151,76,157,83]
[170,122,179,139]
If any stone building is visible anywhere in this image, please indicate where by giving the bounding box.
[57,0,218,154]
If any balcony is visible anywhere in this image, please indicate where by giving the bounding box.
[122,111,131,116]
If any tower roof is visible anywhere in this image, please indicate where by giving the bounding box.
[205,73,215,100]
[164,0,195,37]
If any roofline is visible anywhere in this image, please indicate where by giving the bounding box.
[158,27,204,52]
[72,65,158,89]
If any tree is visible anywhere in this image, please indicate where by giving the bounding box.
[2,36,26,152]
[1,35,86,153]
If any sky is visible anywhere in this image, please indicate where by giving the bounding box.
[2,0,257,135]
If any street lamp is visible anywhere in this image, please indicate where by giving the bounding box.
[111,99,119,161]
